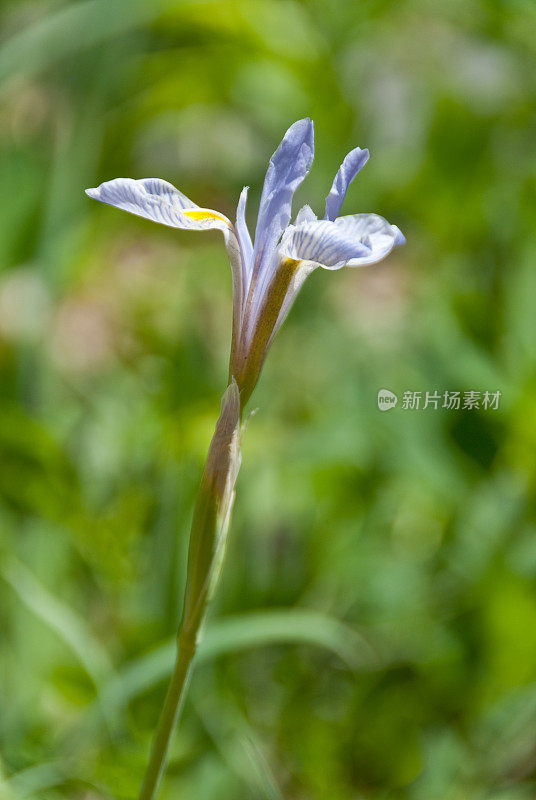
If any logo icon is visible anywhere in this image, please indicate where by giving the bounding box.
[377,389,398,411]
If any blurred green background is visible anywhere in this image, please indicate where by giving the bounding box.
[1,1,536,798]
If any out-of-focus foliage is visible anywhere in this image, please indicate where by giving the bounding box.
[1,0,536,798]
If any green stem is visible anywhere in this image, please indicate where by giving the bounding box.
[136,381,241,800]
[137,631,197,800]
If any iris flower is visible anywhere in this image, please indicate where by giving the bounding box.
[86,119,404,800]
[86,117,404,407]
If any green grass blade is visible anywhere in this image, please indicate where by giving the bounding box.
[97,608,378,723]
[1,557,114,690]
[0,0,164,87]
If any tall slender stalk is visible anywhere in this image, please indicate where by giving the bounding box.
[137,382,242,800]
[137,633,195,800]
[86,117,404,800]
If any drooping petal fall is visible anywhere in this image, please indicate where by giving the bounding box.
[85,178,232,232]
[279,213,402,270]
[331,214,404,267]
[279,218,371,269]
[86,177,246,372]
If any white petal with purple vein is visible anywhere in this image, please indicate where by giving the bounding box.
[85,178,232,231]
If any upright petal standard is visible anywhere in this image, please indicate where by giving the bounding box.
[86,118,404,407]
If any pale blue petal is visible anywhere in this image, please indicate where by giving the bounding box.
[324,147,369,222]
[391,225,406,246]
[279,213,403,270]
[252,118,314,282]
[335,214,403,267]
[85,177,232,231]
[236,186,253,284]
[279,219,371,269]
[86,177,246,353]
[295,204,317,225]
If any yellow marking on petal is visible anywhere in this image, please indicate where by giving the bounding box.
[183,208,229,224]
[280,257,301,272]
